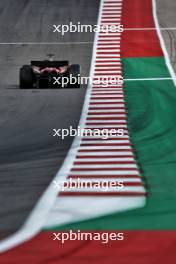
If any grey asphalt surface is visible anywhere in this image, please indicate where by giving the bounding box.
[157,0,176,72]
[0,0,100,236]
[0,0,175,239]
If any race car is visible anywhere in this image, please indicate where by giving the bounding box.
[19,56,80,89]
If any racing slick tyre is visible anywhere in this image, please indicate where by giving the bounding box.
[68,64,80,88]
[20,65,35,89]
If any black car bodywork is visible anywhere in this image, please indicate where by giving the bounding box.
[20,60,80,88]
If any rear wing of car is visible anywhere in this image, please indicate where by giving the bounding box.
[31,61,69,67]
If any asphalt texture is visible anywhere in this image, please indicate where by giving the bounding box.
[0,0,100,236]
[157,0,176,72]
[0,0,175,238]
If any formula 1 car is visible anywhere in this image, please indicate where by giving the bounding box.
[19,55,80,89]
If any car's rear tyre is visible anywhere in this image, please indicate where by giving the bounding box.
[68,64,80,88]
[20,65,34,89]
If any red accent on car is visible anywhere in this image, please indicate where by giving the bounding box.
[32,66,68,74]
